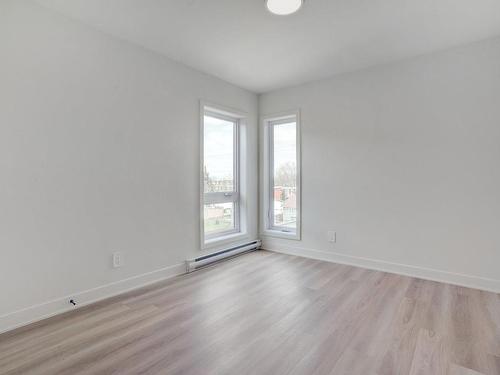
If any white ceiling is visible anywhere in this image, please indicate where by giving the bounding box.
[37,0,500,93]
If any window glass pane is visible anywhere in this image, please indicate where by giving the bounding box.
[273,122,297,229]
[204,115,234,193]
[204,202,235,235]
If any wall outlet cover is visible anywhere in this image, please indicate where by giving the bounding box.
[328,231,336,243]
[112,252,123,268]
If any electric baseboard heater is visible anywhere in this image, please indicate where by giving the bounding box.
[186,240,261,272]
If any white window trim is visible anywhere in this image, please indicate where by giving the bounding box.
[261,110,301,241]
[200,101,248,249]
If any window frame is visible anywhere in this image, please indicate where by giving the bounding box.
[200,102,247,248]
[262,110,301,240]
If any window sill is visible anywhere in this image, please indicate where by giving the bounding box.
[261,229,300,241]
[202,232,249,250]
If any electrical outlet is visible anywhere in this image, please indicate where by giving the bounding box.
[327,231,336,243]
[112,252,123,268]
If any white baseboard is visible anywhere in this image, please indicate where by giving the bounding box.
[262,239,500,294]
[0,263,186,335]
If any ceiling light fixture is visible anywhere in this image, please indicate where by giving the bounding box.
[266,0,304,16]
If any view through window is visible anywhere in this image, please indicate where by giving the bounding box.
[203,111,239,239]
[270,119,298,232]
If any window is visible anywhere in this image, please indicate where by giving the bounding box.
[201,105,243,245]
[263,111,301,239]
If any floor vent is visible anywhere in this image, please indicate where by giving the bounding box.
[186,240,261,272]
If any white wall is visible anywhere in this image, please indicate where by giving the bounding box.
[0,0,258,332]
[260,37,500,291]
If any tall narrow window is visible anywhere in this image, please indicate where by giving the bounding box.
[202,107,240,243]
[263,112,301,239]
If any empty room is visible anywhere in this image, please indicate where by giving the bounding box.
[1,0,500,374]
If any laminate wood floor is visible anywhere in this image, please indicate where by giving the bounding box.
[1,250,499,375]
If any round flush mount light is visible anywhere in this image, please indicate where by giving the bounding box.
[266,0,304,15]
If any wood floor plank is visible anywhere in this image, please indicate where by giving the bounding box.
[450,363,487,375]
[1,250,499,375]
[408,328,449,375]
